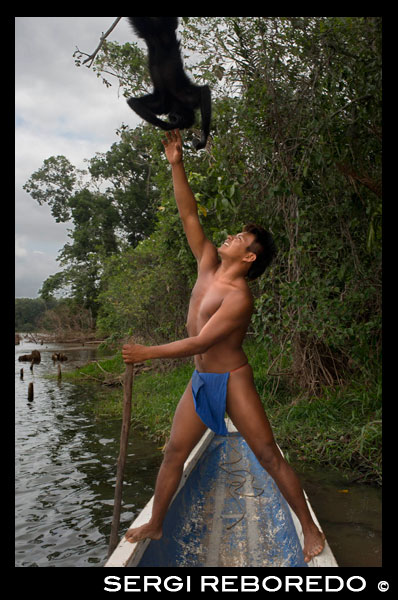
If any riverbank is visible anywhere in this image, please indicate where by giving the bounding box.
[18,331,105,345]
[61,341,382,486]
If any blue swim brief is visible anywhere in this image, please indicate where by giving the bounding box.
[191,369,229,435]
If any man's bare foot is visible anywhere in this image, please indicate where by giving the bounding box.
[303,526,326,563]
[125,522,162,544]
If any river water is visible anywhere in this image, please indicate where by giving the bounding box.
[15,336,163,567]
[15,335,381,567]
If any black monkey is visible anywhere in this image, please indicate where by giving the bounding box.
[127,17,211,150]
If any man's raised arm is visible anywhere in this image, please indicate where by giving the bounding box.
[162,130,213,263]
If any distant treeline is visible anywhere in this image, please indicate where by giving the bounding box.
[15,297,94,334]
[15,297,55,332]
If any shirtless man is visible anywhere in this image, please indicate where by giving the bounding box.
[121,129,325,563]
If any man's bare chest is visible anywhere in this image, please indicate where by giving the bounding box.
[189,276,231,324]
[190,278,225,320]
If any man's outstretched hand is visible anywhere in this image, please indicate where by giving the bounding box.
[162,129,183,166]
[122,343,150,364]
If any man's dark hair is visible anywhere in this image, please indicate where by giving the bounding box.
[243,223,276,281]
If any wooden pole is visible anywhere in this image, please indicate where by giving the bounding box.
[107,341,135,558]
[28,382,34,401]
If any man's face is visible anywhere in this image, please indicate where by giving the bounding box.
[218,231,256,261]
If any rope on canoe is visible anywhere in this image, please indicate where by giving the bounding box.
[219,436,264,530]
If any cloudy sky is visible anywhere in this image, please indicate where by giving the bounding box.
[15,17,140,298]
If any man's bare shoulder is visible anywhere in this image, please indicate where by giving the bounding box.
[224,284,254,313]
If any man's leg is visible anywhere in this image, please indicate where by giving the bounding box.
[125,378,207,542]
[225,364,325,563]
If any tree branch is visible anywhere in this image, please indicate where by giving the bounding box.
[77,17,123,68]
[336,161,382,198]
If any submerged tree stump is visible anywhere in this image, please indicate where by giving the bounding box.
[52,352,68,362]
[19,350,41,364]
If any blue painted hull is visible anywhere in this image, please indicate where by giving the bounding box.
[137,432,308,567]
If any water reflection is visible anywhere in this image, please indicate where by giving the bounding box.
[291,462,382,567]
[15,336,162,567]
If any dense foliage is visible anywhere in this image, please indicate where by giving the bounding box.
[15,297,95,335]
[23,17,381,399]
[15,297,49,332]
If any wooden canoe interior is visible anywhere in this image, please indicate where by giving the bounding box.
[105,421,338,568]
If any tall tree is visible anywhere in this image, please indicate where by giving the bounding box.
[23,128,161,316]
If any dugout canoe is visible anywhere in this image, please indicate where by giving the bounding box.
[105,420,338,567]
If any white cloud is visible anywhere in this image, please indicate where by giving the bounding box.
[15,16,138,298]
[15,236,27,258]
[15,250,59,298]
